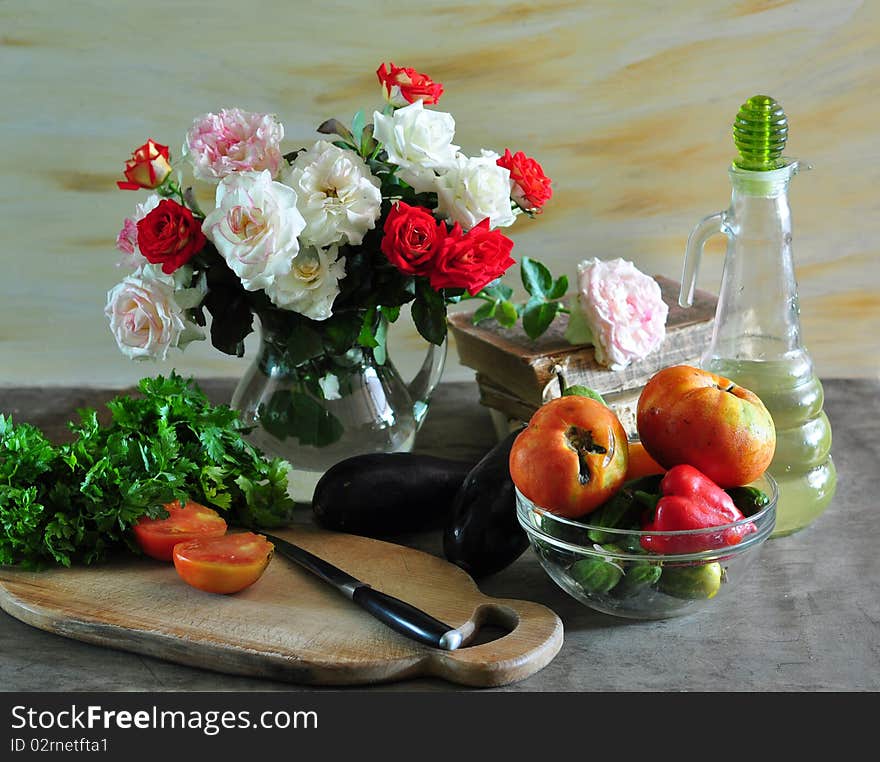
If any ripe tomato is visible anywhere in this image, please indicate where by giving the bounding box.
[625,441,666,481]
[509,396,629,518]
[132,500,228,561]
[172,532,275,594]
[636,365,776,487]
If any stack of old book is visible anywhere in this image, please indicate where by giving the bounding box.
[448,275,718,438]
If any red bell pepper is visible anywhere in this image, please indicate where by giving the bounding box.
[641,464,756,554]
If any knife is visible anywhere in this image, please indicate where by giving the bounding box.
[262,532,465,651]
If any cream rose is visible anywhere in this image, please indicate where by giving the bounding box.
[202,170,306,293]
[564,258,668,370]
[282,141,381,249]
[372,100,459,192]
[264,245,346,321]
[105,266,204,361]
[434,151,516,231]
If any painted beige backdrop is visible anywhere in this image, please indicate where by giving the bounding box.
[1,0,877,390]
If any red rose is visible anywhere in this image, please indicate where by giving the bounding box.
[376,62,444,107]
[429,219,515,295]
[496,149,552,211]
[117,139,172,191]
[381,202,447,276]
[136,199,206,274]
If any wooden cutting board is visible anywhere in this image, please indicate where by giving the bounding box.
[0,527,563,688]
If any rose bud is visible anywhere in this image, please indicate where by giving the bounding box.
[376,62,444,107]
[496,149,552,212]
[117,139,173,190]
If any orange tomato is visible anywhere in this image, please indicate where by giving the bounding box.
[509,396,629,518]
[625,441,666,481]
[636,365,776,487]
[132,500,227,561]
[172,532,274,594]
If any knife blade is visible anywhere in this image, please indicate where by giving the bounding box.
[262,532,464,651]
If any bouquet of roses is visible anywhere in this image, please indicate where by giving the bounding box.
[107,62,553,369]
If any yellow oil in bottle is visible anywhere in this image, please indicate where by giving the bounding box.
[706,357,836,536]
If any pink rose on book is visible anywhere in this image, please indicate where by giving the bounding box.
[564,257,668,370]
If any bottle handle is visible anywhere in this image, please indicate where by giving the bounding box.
[680,211,724,307]
[406,336,448,430]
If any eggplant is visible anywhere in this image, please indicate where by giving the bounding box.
[312,453,473,536]
[443,429,528,578]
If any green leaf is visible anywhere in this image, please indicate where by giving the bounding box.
[480,282,514,302]
[521,257,553,298]
[360,123,377,158]
[198,426,226,463]
[316,118,355,146]
[562,386,607,406]
[203,281,253,357]
[357,307,380,348]
[351,110,366,143]
[472,301,498,324]
[547,274,569,300]
[379,305,401,323]
[522,298,560,339]
[258,390,344,448]
[411,279,447,345]
[496,300,518,328]
[285,322,325,367]
[563,303,594,346]
[322,311,363,355]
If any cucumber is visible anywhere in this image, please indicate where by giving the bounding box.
[658,562,723,600]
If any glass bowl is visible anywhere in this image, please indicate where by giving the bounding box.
[516,472,777,620]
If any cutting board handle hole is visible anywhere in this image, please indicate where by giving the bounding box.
[460,604,517,648]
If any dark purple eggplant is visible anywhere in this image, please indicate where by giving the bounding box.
[443,429,528,578]
[312,453,473,537]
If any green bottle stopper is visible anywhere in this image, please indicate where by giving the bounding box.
[733,95,788,171]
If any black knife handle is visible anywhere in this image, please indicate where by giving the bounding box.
[351,586,463,651]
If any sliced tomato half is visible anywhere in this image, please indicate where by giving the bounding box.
[132,500,228,561]
[172,532,275,594]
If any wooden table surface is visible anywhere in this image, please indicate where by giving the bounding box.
[1,378,877,692]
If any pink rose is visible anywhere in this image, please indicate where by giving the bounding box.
[116,217,138,256]
[184,108,284,182]
[116,194,160,270]
[564,258,668,370]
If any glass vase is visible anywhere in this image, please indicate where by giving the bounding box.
[231,310,447,502]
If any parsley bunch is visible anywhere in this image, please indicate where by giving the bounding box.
[0,372,295,568]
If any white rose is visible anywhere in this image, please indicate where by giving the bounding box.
[372,100,459,192]
[264,244,346,321]
[105,268,204,361]
[202,170,306,292]
[282,141,381,248]
[434,150,516,231]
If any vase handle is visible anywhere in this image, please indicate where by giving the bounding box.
[407,337,448,429]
